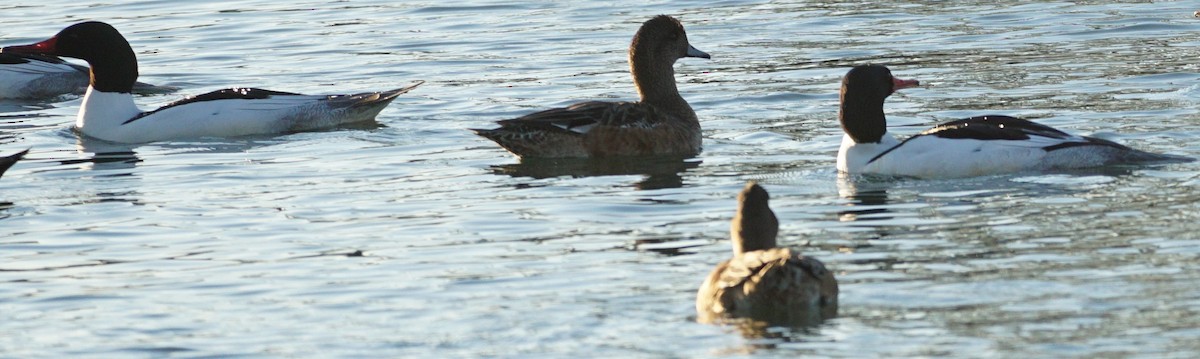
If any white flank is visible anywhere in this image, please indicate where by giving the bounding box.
[837,131,1117,178]
[76,87,382,143]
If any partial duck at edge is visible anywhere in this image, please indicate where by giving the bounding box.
[2,21,421,143]
[0,149,28,179]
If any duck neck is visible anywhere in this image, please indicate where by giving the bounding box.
[839,88,888,144]
[629,47,695,122]
[731,205,779,256]
[77,86,141,136]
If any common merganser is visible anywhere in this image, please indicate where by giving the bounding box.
[837,64,1192,178]
[696,182,838,326]
[0,148,28,178]
[2,21,421,143]
[0,52,174,100]
[472,15,710,158]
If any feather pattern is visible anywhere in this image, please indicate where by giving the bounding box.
[696,182,839,327]
[0,53,85,99]
[475,101,699,158]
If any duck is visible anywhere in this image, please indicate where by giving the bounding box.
[472,15,710,158]
[0,148,28,178]
[837,64,1192,178]
[0,52,174,100]
[1,21,421,143]
[696,182,838,326]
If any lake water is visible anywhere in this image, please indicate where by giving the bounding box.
[3,0,1200,357]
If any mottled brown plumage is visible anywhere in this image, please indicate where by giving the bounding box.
[696,182,839,327]
[473,15,710,158]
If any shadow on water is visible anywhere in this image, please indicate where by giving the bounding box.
[490,156,702,190]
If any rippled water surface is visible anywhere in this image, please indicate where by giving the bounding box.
[3,0,1200,357]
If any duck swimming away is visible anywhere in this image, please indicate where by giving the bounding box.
[696,182,838,327]
[836,64,1192,179]
[2,21,422,143]
[473,15,710,158]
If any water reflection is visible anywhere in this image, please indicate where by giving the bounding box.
[490,156,701,190]
[632,236,706,256]
[836,173,894,223]
[0,102,56,115]
[70,137,142,173]
[0,113,55,146]
[714,317,830,346]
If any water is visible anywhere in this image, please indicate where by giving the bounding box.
[2,0,1200,357]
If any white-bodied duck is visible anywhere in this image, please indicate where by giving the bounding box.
[837,64,1191,178]
[2,21,421,143]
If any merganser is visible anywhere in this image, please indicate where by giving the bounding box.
[0,148,27,178]
[472,15,710,158]
[0,52,174,100]
[696,182,838,326]
[837,64,1192,178]
[2,21,421,143]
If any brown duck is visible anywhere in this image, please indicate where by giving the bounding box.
[696,182,839,326]
[473,15,710,158]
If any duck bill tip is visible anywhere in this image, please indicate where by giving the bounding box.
[892,77,920,91]
[2,37,57,55]
[686,45,711,59]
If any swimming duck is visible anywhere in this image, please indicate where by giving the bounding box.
[473,15,710,158]
[837,64,1191,178]
[2,21,421,143]
[696,182,838,326]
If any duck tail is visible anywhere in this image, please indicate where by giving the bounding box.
[0,148,30,178]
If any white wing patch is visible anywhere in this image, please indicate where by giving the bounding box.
[554,122,596,134]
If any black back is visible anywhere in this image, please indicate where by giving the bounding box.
[921,115,1071,140]
[866,115,1134,164]
[123,88,302,124]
